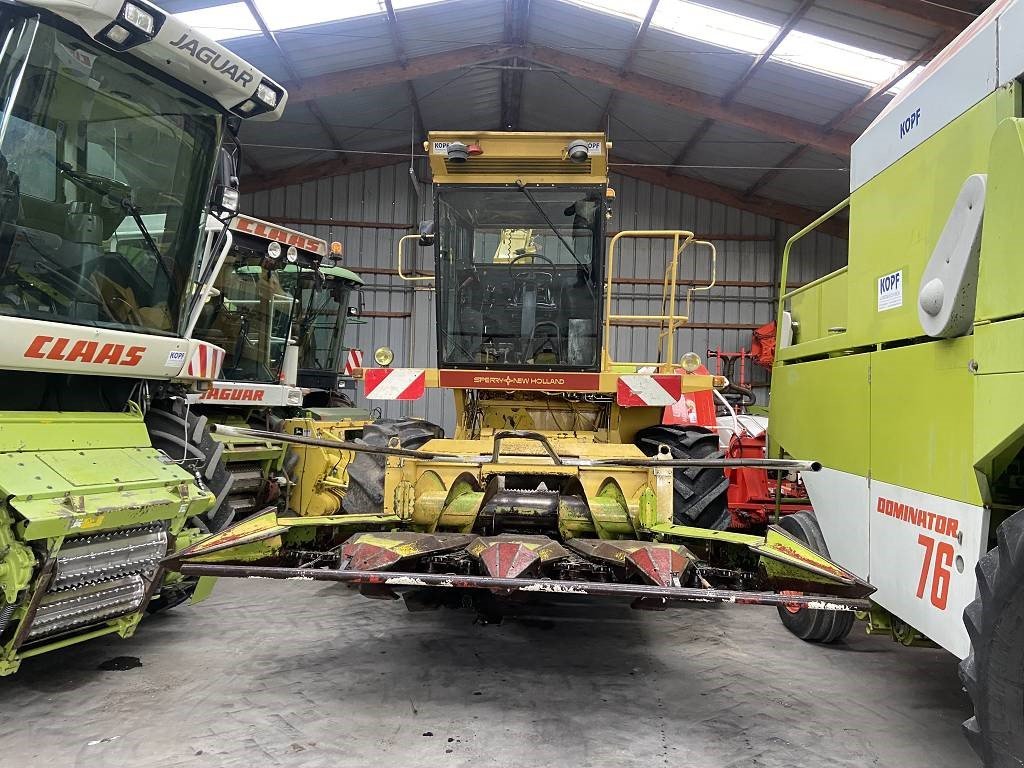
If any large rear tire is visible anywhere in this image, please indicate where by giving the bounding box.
[145,403,238,533]
[960,508,1024,767]
[634,425,730,530]
[776,511,854,643]
[341,419,444,514]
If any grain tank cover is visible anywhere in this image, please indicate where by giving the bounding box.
[426,132,609,185]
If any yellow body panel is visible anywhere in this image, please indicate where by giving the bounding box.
[426,131,608,186]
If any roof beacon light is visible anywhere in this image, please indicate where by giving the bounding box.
[567,139,590,164]
[446,141,469,163]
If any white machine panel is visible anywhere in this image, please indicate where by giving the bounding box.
[187,381,302,407]
[2,314,192,379]
[802,468,870,578]
[850,16,999,191]
[868,480,989,658]
[999,0,1024,92]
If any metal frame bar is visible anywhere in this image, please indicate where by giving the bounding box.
[176,563,871,611]
[210,424,821,472]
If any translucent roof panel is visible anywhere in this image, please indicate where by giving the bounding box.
[561,0,649,21]
[652,0,778,55]
[572,0,913,92]
[175,3,260,40]
[773,30,905,87]
[255,0,382,28]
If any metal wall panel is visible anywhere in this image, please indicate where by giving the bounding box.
[241,161,847,431]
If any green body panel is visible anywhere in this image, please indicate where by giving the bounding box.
[788,268,849,345]
[772,86,1023,509]
[320,265,364,285]
[0,412,214,675]
[778,88,1019,364]
[976,117,1024,322]
[769,353,871,476]
[0,411,153,451]
[972,317,1024,485]
[868,339,978,504]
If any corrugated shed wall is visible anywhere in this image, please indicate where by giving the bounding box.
[242,161,847,433]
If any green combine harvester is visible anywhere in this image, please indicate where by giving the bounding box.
[0,0,287,673]
[768,2,1024,764]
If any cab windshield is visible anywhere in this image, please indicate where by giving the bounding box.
[435,185,603,370]
[283,268,356,374]
[192,240,296,384]
[0,13,221,336]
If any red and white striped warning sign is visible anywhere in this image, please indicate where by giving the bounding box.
[364,368,426,400]
[616,374,682,407]
[186,341,226,380]
[344,349,363,375]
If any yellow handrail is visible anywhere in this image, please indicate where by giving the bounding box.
[396,234,433,282]
[775,197,850,332]
[685,239,717,321]
[603,230,697,370]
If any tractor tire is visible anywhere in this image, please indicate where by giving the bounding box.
[634,425,731,530]
[776,511,854,643]
[145,403,238,533]
[341,418,444,514]
[960,508,1024,767]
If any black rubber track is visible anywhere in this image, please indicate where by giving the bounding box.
[960,508,1024,767]
[341,418,445,515]
[775,511,854,643]
[145,403,237,533]
[633,424,731,530]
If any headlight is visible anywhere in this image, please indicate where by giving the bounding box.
[680,352,702,373]
[256,81,280,108]
[286,245,298,263]
[100,1,164,49]
[122,2,155,34]
[374,346,394,367]
[232,78,285,118]
[217,186,239,213]
[567,138,591,163]
[267,241,281,259]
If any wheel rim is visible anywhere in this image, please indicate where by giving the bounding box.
[780,589,803,614]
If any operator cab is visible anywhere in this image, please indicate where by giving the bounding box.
[0,3,285,340]
[191,215,322,384]
[435,184,604,371]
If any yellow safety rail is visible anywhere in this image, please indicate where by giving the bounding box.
[603,231,716,370]
[396,234,434,281]
[775,197,850,333]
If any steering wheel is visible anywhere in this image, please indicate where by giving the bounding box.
[508,253,555,287]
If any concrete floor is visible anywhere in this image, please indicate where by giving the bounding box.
[0,579,978,768]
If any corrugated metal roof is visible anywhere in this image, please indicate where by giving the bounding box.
[177,0,991,215]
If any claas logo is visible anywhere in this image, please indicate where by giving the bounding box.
[24,335,145,366]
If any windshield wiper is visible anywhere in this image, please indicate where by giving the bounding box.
[57,161,171,281]
[514,180,591,279]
